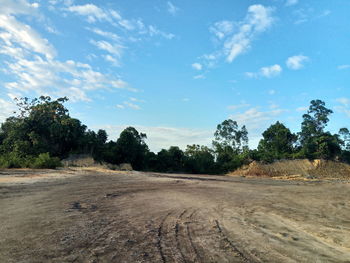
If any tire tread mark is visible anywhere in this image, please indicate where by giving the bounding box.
[214,220,257,263]
[185,210,202,262]
[157,212,172,263]
[186,223,202,262]
[175,222,187,263]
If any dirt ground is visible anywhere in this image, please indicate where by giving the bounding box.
[0,169,350,263]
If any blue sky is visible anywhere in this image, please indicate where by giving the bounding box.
[1,0,350,151]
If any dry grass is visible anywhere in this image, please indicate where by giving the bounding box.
[229,159,350,180]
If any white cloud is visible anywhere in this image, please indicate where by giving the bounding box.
[87,27,122,42]
[167,2,179,16]
[100,125,213,152]
[268,89,276,95]
[230,107,285,130]
[67,4,174,40]
[224,5,275,63]
[269,103,279,109]
[0,15,56,59]
[103,54,119,65]
[334,106,350,118]
[3,57,133,102]
[0,1,139,103]
[227,103,250,111]
[0,98,16,122]
[286,55,309,70]
[118,19,136,30]
[293,9,309,24]
[245,72,257,78]
[260,64,282,78]
[296,106,308,112]
[338,65,350,70]
[129,97,145,103]
[286,0,298,6]
[0,0,39,16]
[246,64,282,78]
[199,4,274,69]
[117,99,143,110]
[210,20,234,40]
[90,40,124,56]
[336,97,350,107]
[123,101,141,110]
[66,4,115,23]
[148,25,175,40]
[319,10,331,18]
[229,107,286,148]
[192,63,202,71]
[116,104,125,109]
[193,74,205,80]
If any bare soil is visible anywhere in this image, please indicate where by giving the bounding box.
[230,159,350,179]
[0,168,350,263]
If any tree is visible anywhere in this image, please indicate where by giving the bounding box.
[339,128,350,151]
[212,119,249,173]
[213,119,248,153]
[115,127,149,170]
[0,96,87,158]
[258,121,296,162]
[299,99,333,145]
[184,144,216,174]
[298,100,341,159]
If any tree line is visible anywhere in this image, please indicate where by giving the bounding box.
[1,96,350,172]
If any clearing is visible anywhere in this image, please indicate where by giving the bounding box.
[0,168,349,263]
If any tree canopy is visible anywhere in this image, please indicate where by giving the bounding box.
[258,121,297,162]
[0,96,349,172]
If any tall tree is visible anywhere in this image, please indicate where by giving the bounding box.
[213,119,249,173]
[258,121,296,162]
[339,128,350,151]
[115,127,149,170]
[0,96,87,158]
[213,119,248,153]
[298,100,340,159]
[299,99,333,144]
[185,144,216,174]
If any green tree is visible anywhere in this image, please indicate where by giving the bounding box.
[115,127,149,170]
[258,121,296,162]
[299,99,333,145]
[153,147,186,173]
[338,128,350,163]
[212,119,249,173]
[213,119,248,153]
[298,100,341,159]
[184,144,216,174]
[339,128,350,151]
[0,96,87,158]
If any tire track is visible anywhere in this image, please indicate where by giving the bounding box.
[186,221,202,262]
[185,210,202,262]
[157,212,172,263]
[214,220,258,263]
[175,210,188,263]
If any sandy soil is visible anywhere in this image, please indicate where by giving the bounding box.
[0,169,349,263]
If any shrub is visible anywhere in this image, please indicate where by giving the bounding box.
[0,153,31,168]
[31,153,62,169]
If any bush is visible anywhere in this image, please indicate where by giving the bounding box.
[0,153,31,168]
[31,153,62,169]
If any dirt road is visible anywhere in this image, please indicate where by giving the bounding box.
[0,169,349,263]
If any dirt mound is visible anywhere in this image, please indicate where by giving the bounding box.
[230,159,350,179]
[62,155,133,171]
[62,154,96,167]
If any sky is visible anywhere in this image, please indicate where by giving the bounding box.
[0,0,350,152]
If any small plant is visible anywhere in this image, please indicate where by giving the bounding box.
[31,153,62,169]
[0,153,31,168]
